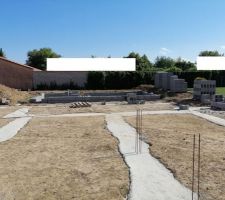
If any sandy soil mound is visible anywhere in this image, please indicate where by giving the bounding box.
[0,84,32,105]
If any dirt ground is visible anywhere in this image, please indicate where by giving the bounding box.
[29,102,174,115]
[0,107,22,117]
[0,116,129,200]
[0,84,35,105]
[126,114,225,200]
[0,118,11,127]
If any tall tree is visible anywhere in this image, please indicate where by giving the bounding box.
[199,50,223,56]
[125,52,153,71]
[26,48,61,70]
[154,56,175,70]
[175,58,197,72]
[0,48,6,57]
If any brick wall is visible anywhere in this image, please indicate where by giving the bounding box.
[0,58,34,90]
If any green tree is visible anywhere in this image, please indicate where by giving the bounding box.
[175,58,197,72]
[26,48,61,70]
[199,50,223,79]
[199,50,223,56]
[154,56,175,70]
[125,52,153,71]
[0,48,6,57]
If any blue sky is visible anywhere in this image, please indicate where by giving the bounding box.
[1,0,225,64]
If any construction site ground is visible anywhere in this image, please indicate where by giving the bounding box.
[0,99,225,199]
[126,114,225,200]
[29,101,175,115]
[0,116,129,200]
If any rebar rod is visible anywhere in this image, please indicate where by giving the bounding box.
[198,134,201,200]
[139,109,142,154]
[192,134,196,200]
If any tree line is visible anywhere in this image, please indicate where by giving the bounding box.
[1,47,224,89]
[1,47,223,72]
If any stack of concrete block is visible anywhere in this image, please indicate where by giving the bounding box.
[154,73,161,88]
[201,94,211,104]
[154,72,187,93]
[211,94,225,110]
[193,80,216,100]
[212,94,224,102]
[155,72,173,90]
[179,104,189,110]
[69,102,91,108]
[127,93,137,104]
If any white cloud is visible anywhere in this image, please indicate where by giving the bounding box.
[221,45,225,50]
[159,47,171,55]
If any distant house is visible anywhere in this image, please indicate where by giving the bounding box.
[0,57,88,90]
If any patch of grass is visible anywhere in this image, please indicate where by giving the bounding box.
[188,87,225,95]
[216,87,225,95]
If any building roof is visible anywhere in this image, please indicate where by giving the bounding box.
[0,56,42,71]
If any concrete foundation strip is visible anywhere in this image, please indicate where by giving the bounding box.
[106,113,196,200]
[0,108,31,142]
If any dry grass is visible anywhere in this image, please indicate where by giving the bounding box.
[29,102,174,115]
[0,84,33,105]
[0,119,11,127]
[0,116,129,200]
[0,107,20,117]
[126,114,225,200]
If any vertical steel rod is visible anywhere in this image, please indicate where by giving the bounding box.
[135,110,138,154]
[138,109,140,154]
[192,134,196,200]
[139,109,142,153]
[139,109,140,153]
[135,110,137,154]
[198,134,201,200]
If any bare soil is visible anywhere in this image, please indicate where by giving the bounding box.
[126,114,225,200]
[0,84,35,105]
[29,102,174,115]
[0,107,20,117]
[0,118,11,127]
[0,116,129,200]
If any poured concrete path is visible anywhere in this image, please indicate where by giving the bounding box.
[0,117,31,142]
[0,108,31,142]
[3,108,30,118]
[33,109,190,118]
[106,114,195,200]
[189,107,225,127]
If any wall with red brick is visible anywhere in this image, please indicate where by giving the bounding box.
[0,58,34,90]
